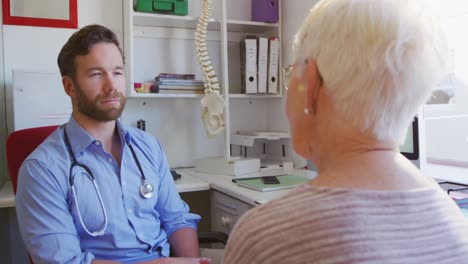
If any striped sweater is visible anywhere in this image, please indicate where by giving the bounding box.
[223,183,468,264]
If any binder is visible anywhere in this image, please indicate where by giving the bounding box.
[257,37,268,94]
[267,37,279,94]
[241,36,258,94]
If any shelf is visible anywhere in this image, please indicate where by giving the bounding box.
[229,94,283,99]
[129,93,283,99]
[133,11,221,31]
[227,19,279,33]
[132,12,277,33]
[129,93,204,98]
[231,133,290,147]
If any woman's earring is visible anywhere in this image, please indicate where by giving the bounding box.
[304,108,312,115]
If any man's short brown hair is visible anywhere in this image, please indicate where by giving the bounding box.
[57,24,125,80]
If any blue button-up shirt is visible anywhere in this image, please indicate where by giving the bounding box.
[16,117,200,264]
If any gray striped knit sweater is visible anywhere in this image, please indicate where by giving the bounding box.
[223,183,468,264]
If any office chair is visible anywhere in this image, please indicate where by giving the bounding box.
[6,125,59,264]
[6,125,60,193]
[6,125,227,263]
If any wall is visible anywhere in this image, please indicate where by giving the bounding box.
[0,0,323,173]
[278,0,320,168]
[0,1,295,262]
[2,0,125,183]
[0,1,124,263]
[0,0,6,185]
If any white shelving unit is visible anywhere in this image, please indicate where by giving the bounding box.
[123,0,282,98]
[122,0,284,166]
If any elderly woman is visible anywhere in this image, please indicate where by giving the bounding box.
[223,0,468,263]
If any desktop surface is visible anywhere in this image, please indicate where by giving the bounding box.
[0,172,209,209]
[180,168,316,206]
[426,116,468,167]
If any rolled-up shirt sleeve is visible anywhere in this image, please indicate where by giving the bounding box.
[153,141,201,238]
[16,159,96,264]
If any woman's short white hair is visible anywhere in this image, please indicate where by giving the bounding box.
[293,0,449,143]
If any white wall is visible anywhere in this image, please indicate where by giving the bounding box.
[0,0,319,180]
[0,0,123,185]
[3,0,124,136]
[0,1,124,262]
[278,0,320,168]
[0,1,293,260]
[0,0,6,184]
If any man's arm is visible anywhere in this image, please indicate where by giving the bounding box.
[168,227,199,257]
[16,159,96,263]
[151,139,201,256]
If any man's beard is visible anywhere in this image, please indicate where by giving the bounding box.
[75,85,126,122]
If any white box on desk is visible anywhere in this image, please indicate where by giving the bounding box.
[195,157,261,176]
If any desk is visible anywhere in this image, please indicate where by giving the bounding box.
[423,163,468,185]
[0,181,15,208]
[178,168,316,234]
[0,173,210,209]
[179,168,316,206]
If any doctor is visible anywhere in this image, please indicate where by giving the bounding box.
[16,24,208,264]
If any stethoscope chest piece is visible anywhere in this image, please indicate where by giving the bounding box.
[140,182,154,199]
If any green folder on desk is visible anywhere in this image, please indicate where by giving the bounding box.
[455,199,468,219]
[232,175,310,192]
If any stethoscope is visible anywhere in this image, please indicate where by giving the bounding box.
[63,125,155,236]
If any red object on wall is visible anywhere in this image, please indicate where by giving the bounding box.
[2,0,77,28]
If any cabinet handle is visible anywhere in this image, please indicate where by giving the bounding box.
[221,216,231,226]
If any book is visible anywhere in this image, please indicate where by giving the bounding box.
[155,73,196,81]
[232,174,309,192]
[158,84,204,90]
[158,89,205,94]
[157,79,205,86]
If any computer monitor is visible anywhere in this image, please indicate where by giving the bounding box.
[399,117,419,160]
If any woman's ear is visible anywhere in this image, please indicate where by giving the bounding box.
[62,76,75,97]
[304,60,320,114]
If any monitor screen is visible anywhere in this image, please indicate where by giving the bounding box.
[400,117,419,160]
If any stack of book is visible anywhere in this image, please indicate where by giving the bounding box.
[154,73,205,94]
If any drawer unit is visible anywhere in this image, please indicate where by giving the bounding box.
[210,190,253,234]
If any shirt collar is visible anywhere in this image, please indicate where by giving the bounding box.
[65,116,131,155]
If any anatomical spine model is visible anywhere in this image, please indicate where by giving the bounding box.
[195,0,226,137]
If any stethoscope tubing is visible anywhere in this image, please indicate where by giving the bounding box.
[63,124,154,236]
[71,182,108,237]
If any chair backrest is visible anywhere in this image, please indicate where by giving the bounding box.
[6,125,59,193]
